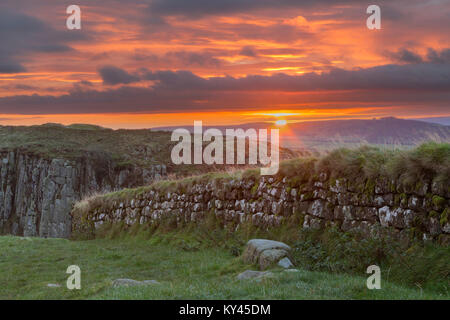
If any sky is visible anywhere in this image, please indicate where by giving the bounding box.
[0,0,449,128]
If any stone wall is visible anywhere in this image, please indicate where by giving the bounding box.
[0,150,166,238]
[74,172,450,244]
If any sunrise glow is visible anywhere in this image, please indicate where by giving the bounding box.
[0,1,448,128]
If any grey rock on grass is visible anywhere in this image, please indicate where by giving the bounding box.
[278,257,294,269]
[243,239,291,270]
[236,270,274,281]
[112,278,161,288]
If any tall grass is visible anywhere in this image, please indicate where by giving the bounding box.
[315,141,450,185]
[292,227,450,295]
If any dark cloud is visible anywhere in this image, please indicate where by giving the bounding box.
[0,10,86,73]
[240,46,258,57]
[71,80,95,92]
[427,48,450,64]
[0,61,449,114]
[147,0,362,18]
[135,62,450,92]
[390,49,423,64]
[98,66,140,85]
[389,48,450,65]
[78,80,94,87]
[0,62,26,74]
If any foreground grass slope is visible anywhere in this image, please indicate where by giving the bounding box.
[1,226,448,300]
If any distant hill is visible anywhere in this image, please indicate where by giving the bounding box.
[285,117,450,146]
[153,117,450,150]
[415,117,450,126]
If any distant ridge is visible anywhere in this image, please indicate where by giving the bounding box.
[152,117,450,147]
[415,117,450,126]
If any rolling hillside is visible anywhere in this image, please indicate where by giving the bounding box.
[153,117,450,150]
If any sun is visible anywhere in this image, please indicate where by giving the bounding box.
[275,119,287,126]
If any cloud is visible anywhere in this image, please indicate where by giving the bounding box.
[98,66,140,85]
[389,48,450,65]
[390,49,423,64]
[134,50,223,67]
[427,48,450,64]
[0,61,449,114]
[0,62,26,74]
[0,10,86,73]
[240,46,258,57]
[147,0,362,18]
[136,62,450,91]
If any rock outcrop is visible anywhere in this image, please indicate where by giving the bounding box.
[0,150,166,238]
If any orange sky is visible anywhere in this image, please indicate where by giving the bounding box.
[0,0,449,128]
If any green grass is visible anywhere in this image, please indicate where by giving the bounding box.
[315,142,450,185]
[292,227,450,295]
[0,230,448,300]
[0,123,173,169]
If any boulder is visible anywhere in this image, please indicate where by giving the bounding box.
[242,239,291,270]
[278,257,294,269]
[259,249,287,270]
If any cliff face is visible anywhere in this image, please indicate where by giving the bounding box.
[0,150,166,238]
[74,172,450,245]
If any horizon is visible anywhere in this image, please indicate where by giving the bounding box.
[1,115,450,130]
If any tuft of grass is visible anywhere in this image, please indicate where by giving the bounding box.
[316,142,450,187]
[292,227,450,295]
[387,142,450,185]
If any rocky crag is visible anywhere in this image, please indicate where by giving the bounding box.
[0,150,166,238]
[73,158,450,245]
[0,123,302,238]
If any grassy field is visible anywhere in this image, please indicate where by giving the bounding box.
[0,233,447,300]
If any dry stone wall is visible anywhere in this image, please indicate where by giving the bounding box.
[75,172,450,244]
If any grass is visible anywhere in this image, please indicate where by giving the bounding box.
[0,234,447,300]
[315,142,450,185]
[2,216,449,300]
[0,123,174,169]
[292,227,450,295]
